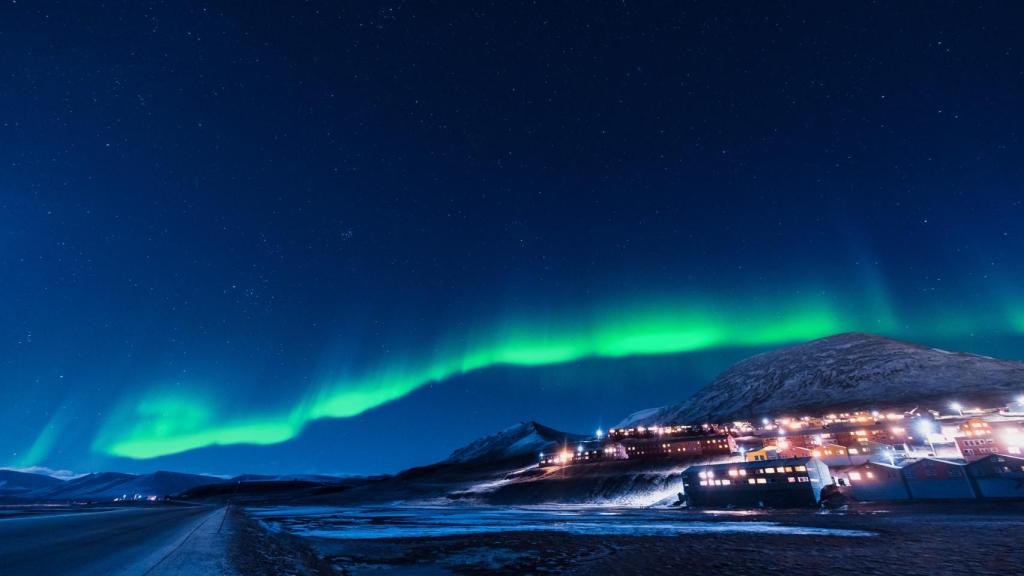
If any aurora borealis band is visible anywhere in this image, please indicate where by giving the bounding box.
[4,2,1024,475]
[94,297,854,459]
[91,292,1024,461]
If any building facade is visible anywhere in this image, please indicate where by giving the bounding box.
[966,454,1024,499]
[839,461,910,501]
[682,457,833,508]
[902,458,977,500]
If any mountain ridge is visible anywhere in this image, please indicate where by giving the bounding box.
[620,332,1024,427]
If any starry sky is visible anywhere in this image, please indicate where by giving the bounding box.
[2,2,1023,476]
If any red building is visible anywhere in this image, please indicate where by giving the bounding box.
[955,418,1024,462]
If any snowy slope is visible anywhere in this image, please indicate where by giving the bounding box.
[446,421,585,465]
[620,332,1024,426]
[38,471,220,500]
[0,469,65,499]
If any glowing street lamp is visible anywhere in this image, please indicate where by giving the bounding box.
[595,428,604,439]
[950,402,963,416]
[916,420,937,455]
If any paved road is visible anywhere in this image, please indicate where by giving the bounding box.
[0,505,235,576]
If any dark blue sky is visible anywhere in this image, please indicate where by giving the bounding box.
[2,2,1023,476]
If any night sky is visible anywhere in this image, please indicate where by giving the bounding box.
[2,2,1023,476]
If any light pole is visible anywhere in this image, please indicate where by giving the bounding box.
[916,420,936,456]
[950,402,963,417]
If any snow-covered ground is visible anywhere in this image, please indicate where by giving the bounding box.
[248,505,875,540]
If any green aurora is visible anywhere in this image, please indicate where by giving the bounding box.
[86,294,1022,461]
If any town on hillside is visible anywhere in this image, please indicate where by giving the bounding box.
[539,396,1024,507]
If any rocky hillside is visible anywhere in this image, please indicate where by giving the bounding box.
[446,421,585,466]
[620,332,1024,426]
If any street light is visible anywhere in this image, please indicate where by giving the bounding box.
[595,428,604,439]
[950,402,963,416]
[916,420,937,456]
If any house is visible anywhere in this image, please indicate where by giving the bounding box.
[955,418,1024,462]
[902,458,977,500]
[733,436,764,453]
[619,433,735,460]
[745,446,780,462]
[966,454,1024,499]
[839,461,910,501]
[775,443,852,466]
[681,457,833,508]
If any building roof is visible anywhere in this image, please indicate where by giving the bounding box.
[683,457,816,474]
[902,457,966,469]
[965,453,1024,467]
[855,460,904,470]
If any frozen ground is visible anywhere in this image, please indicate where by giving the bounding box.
[249,504,874,539]
[243,503,1024,575]
[0,504,234,576]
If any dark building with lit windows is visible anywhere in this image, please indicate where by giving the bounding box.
[681,457,833,508]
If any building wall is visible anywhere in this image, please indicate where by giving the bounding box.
[904,461,977,500]
[967,455,1024,499]
[846,464,909,501]
[683,459,831,508]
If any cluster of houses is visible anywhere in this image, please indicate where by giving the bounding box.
[538,398,1024,506]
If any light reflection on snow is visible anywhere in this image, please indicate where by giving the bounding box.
[249,505,875,540]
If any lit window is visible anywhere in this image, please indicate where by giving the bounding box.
[848,472,862,481]
[739,470,747,476]
[764,467,776,474]
[795,465,807,472]
[798,477,810,482]
[728,469,738,477]
[722,479,731,485]
[748,478,757,484]
[784,467,793,472]
[699,480,708,486]
[756,478,767,484]
[787,477,796,483]
[866,471,875,478]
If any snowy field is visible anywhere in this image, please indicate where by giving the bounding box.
[248,504,874,539]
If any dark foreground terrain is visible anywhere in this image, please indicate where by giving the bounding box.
[0,503,330,576]
[249,503,1024,576]
[3,501,1021,575]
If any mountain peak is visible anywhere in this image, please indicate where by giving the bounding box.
[620,332,1024,426]
[446,421,584,465]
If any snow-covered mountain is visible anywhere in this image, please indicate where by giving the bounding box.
[33,470,221,501]
[445,421,585,466]
[620,332,1024,426]
[0,469,65,499]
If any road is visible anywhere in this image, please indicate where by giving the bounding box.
[0,505,237,576]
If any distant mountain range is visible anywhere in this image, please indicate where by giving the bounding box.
[0,469,356,502]
[619,332,1024,427]
[0,470,224,501]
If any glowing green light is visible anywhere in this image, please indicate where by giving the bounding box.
[93,296,857,460]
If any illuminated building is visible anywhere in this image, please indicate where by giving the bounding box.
[681,457,833,508]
